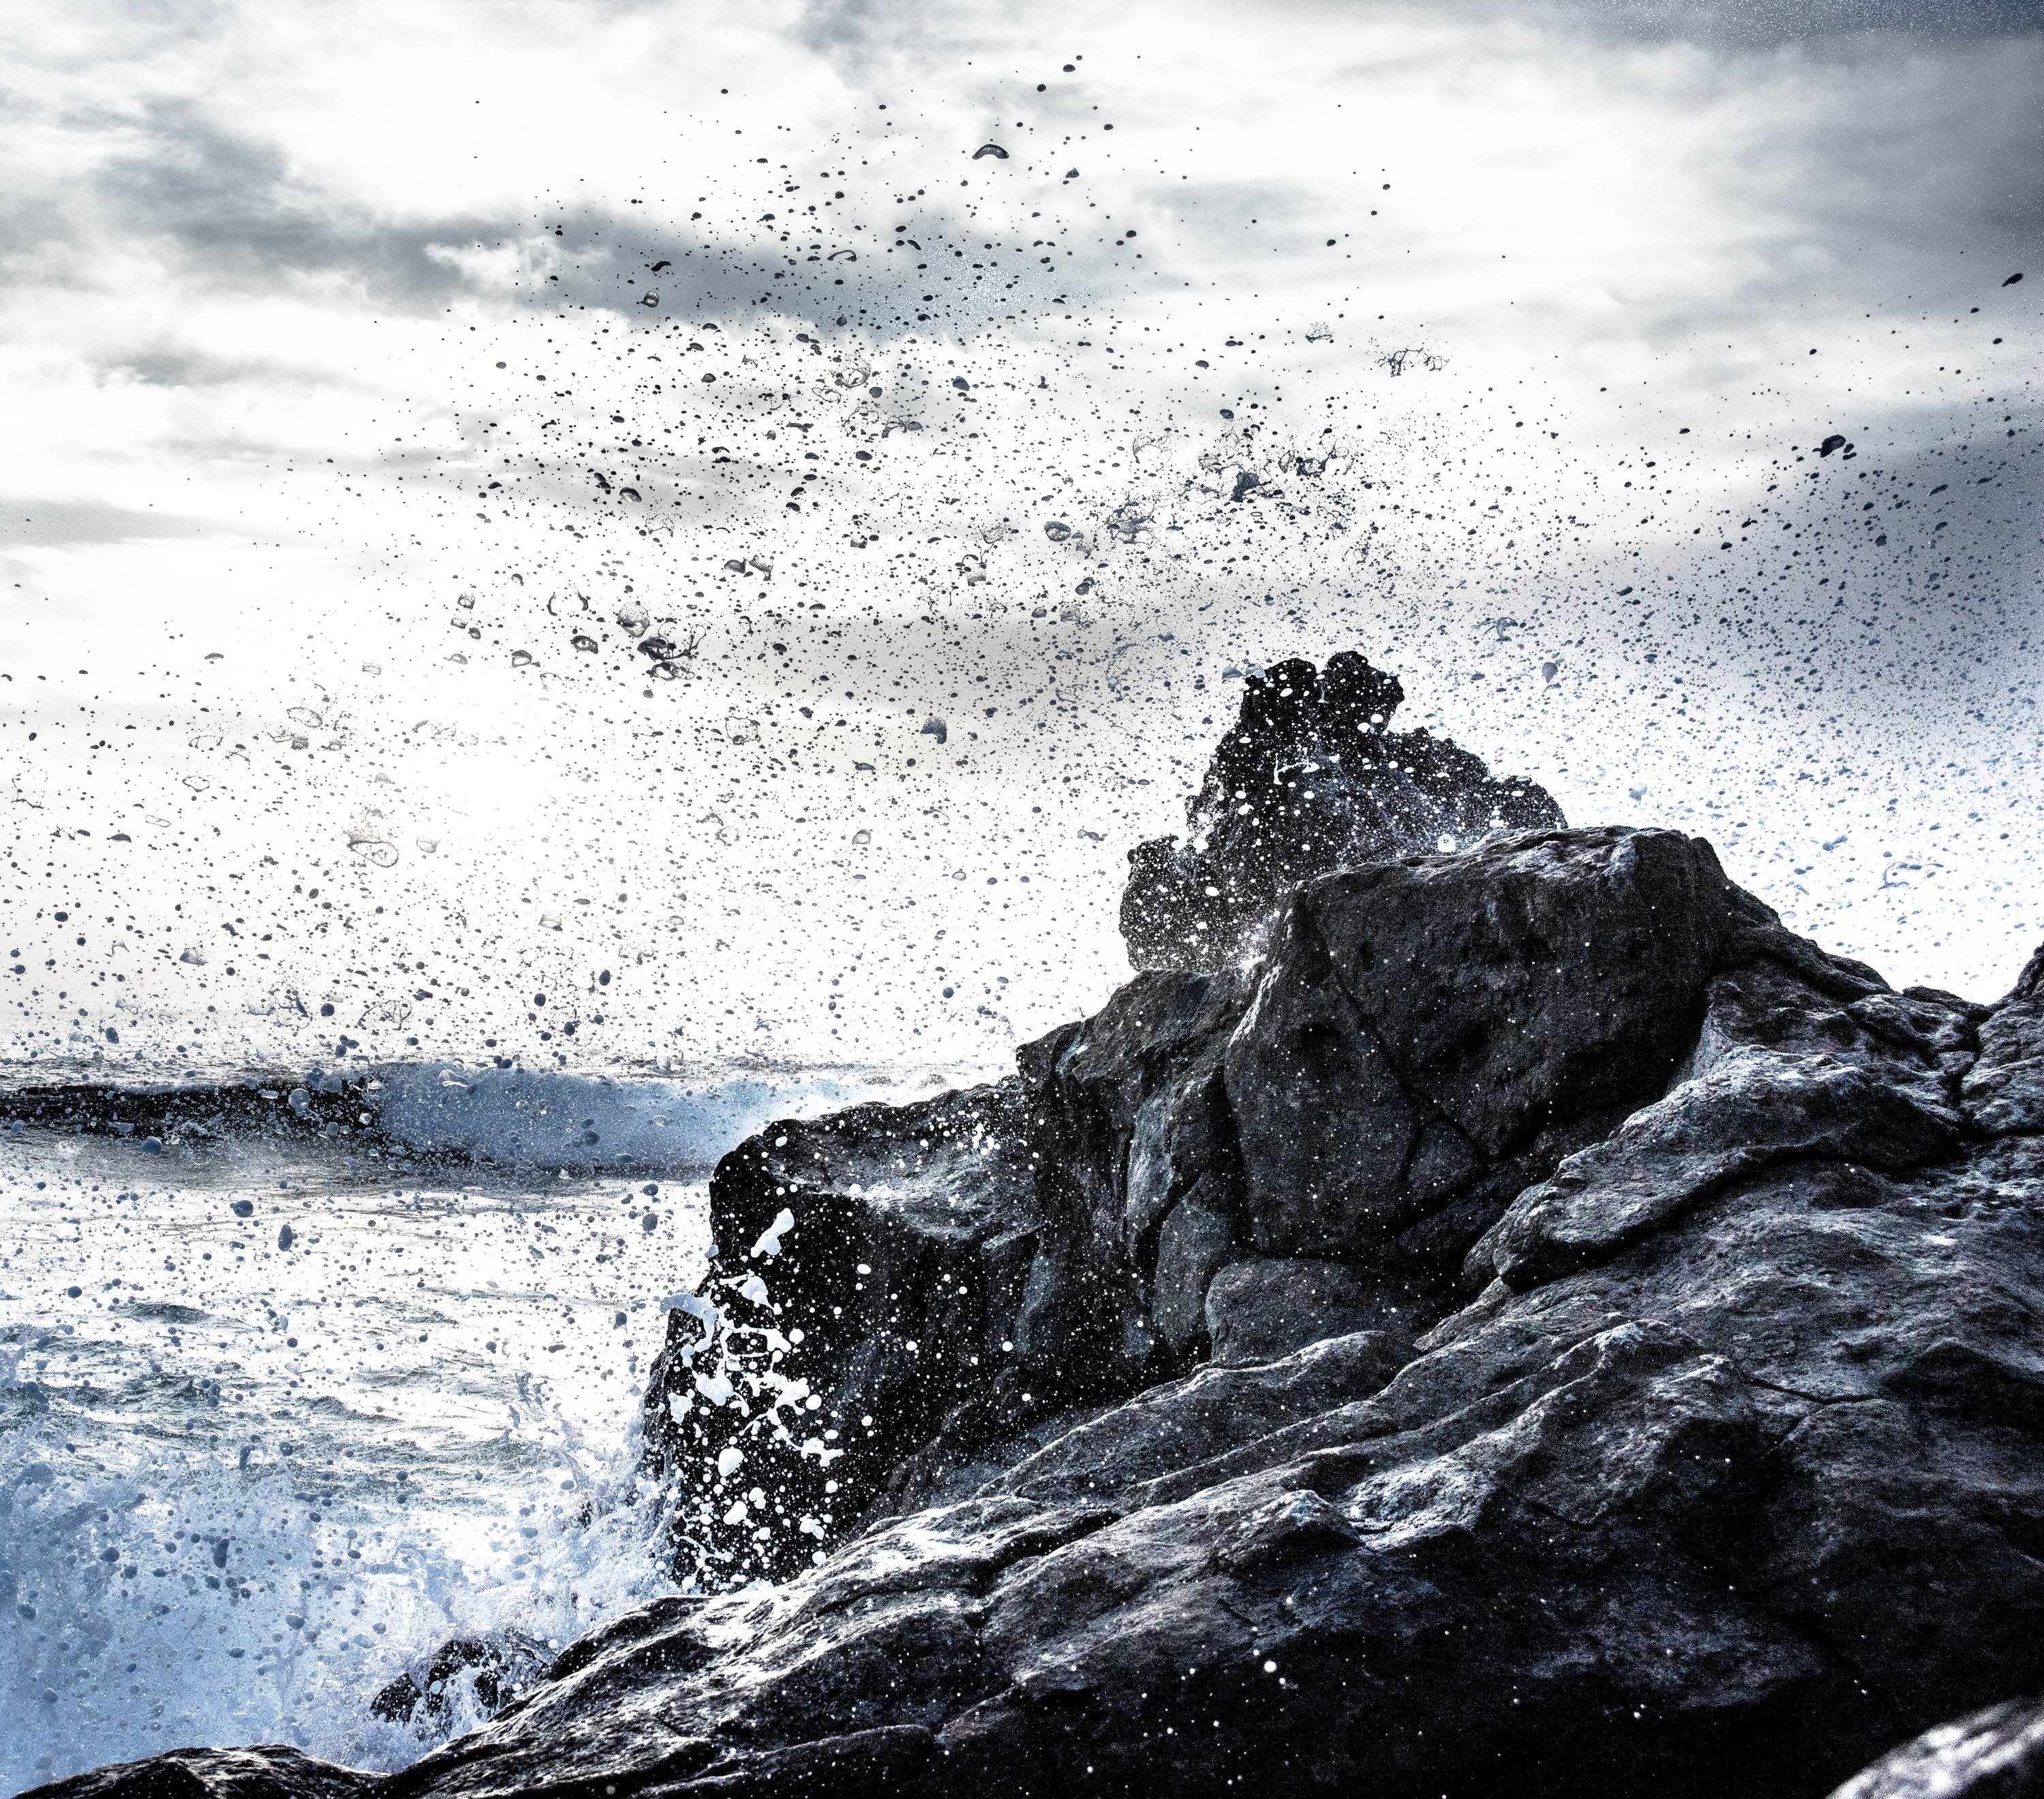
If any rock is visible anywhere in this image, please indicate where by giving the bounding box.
[990,1326,1412,1505]
[642,818,1904,1586]
[1478,1047,1963,1291]
[1224,826,1737,1263]
[1203,1257,1397,1364]
[1119,652,1564,971]
[1827,1695,2044,1798]
[638,1076,1043,1583]
[367,1628,553,1727]
[21,1748,373,1799]
[1148,1191,1237,1354]
[311,1128,2044,1799]
[1966,943,2044,1135]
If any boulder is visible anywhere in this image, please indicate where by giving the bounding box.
[1223,826,1738,1263]
[55,660,2044,1799]
[643,817,1927,1584]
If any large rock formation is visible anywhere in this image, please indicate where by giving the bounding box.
[644,824,1753,1582]
[27,664,2044,1799]
[1119,652,1563,971]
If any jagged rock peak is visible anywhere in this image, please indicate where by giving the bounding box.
[1119,650,1565,971]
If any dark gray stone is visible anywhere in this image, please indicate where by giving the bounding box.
[1203,1257,1399,1364]
[22,1749,374,1799]
[1148,1189,1237,1354]
[1478,1046,1963,1291]
[51,666,2044,1799]
[1120,652,1564,972]
[636,1076,1042,1584]
[1966,945,2044,1136]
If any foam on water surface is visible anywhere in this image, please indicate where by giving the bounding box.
[0,1114,732,1795]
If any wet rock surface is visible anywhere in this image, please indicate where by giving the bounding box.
[1827,1695,2044,1799]
[30,667,2044,1799]
[636,1078,1044,1584]
[27,1748,377,1799]
[1119,652,1564,971]
[367,1631,555,1730]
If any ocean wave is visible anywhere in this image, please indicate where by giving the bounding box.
[1,1059,999,1174]
[361,1062,951,1171]
[0,1379,676,1797]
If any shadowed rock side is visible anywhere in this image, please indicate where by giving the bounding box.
[1119,652,1564,972]
[28,758,2044,1799]
[639,1078,1044,1586]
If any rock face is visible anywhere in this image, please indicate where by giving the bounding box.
[29,664,2044,1799]
[645,824,1752,1582]
[1118,652,1563,971]
[368,1631,555,1730]
[26,1748,375,1799]
[637,1079,1044,1585]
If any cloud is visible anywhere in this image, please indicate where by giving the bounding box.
[0,0,2039,1067]
[1516,0,2044,45]
[1,497,223,545]
[53,98,522,308]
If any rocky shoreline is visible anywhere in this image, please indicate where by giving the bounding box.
[30,657,2044,1799]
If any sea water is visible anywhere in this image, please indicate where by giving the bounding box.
[0,1062,962,1796]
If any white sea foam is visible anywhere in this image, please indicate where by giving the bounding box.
[0,1121,707,1795]
[0,1057,965,1793]
[0,1396,672,1796]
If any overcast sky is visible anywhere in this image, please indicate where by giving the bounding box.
[2,0,2039,1075]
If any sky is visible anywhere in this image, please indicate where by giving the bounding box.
[1,0,2040,1078]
